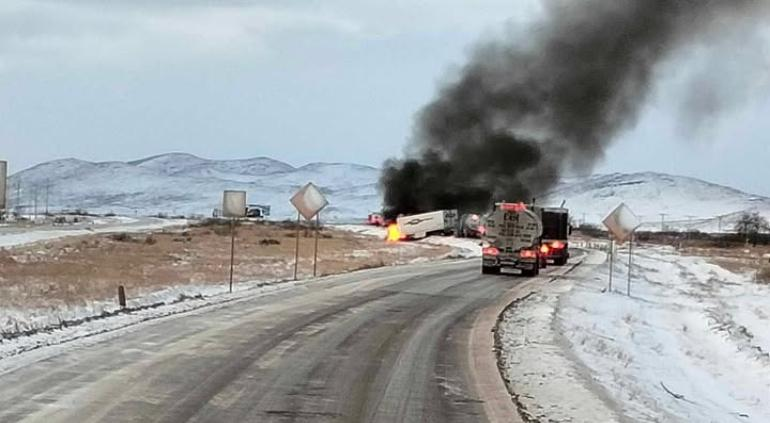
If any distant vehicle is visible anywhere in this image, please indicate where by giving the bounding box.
[246,204,271,219]
[481,202,544,276]
[458,213,485,238]
[397,209,458,239]
[368,212,386,226]
[532,206,571,266]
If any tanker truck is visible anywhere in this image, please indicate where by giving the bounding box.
[481,202,544,276]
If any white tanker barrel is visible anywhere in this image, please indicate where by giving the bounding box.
[0,160,6,215]
[483,204,543,252]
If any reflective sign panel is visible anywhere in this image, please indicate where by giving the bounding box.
[602,203,640,242]
[290,183,328,220]
[222,190,247,218]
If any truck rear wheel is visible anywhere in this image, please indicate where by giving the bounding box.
[482,265,501,275]
[554,257,567,266]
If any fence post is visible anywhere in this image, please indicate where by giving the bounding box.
[118,285,126,309]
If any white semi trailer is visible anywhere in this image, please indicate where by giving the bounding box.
[396,209,458,239]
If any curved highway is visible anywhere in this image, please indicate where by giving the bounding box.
[0,256,581,423]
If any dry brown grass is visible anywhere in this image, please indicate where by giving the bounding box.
[0,222,450,309]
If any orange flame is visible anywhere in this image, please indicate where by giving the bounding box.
[387,223,402,242]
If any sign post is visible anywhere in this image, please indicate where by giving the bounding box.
[602,203,640,295]
[293,211,301,280]
[608,234,614,292]
[313,213,321,277]
[0,161,7,221]
[627,231,634,296]
[290,183,329,280]
[222,190,247,293]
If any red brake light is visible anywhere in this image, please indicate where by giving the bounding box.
[482,247,499,256]
[551,241,564,249]
[500,202,527,212]
[520,249,537,259]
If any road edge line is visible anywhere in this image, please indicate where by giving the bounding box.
[468,253,586,423]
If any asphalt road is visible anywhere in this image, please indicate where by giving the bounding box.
[0,258,566,423]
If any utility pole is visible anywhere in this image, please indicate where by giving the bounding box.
[717,215,723,233]
[659,213,668,232]
[685,215,696,242]
[33,186,39,220]
[15,179,21,216]
[45,179,50,216]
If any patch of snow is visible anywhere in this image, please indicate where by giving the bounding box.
[418,235,481,258]
[0,217,186,249]
[500,245,770,422]
[334,225,481,258]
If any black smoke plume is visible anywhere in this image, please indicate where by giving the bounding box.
[380,0,768,218]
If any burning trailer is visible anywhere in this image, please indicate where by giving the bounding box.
[395,209,458,240]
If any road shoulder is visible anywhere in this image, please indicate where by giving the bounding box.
[491,249,623,423]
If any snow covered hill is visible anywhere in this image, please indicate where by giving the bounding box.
[544,172,770,231]
[8,154,770,229]
[8,154,381,221]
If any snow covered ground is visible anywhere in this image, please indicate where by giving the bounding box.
[0,217,186,249]
[334,224,482,257]
[499,245,770,422]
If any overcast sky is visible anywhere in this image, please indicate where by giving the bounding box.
[1,0,769,195]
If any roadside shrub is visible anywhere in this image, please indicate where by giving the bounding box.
[144,235,157,245]
[259,238,281,246]
[213,225,231,236]
[109,233,133,242]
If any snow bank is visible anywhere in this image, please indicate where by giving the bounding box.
[500,244,770,422]
[334,225,481,258]
[418,235,481,258]
[0,277,303,364]
[0,217,186,249]
[560,246,770,422]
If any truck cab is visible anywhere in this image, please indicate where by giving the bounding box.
[533,206,570,266]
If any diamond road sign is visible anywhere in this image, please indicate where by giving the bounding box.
[603,203,640,242]
[290,183,328,220]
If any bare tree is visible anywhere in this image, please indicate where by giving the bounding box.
[734,212,769,246]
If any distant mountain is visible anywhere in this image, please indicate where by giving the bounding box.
[8,153,381,221]
[8,155,770,229]
[544,172,770,231]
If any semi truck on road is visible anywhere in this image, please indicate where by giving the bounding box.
[532,206,571,265]
[481,202,544,276]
